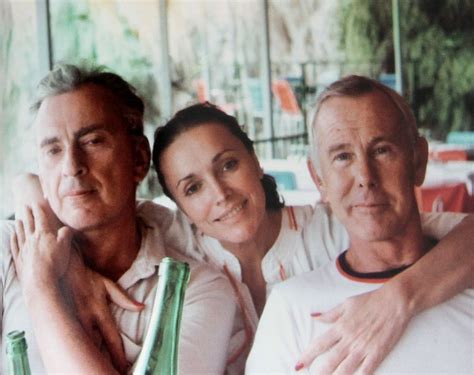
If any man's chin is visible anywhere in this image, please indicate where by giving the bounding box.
[59,214,102,232]
[346,217,399,242]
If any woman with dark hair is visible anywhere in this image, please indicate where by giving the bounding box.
[153,103,333,371]
[152,102,474,374]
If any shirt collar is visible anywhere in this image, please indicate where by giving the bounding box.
[117,201,167,289]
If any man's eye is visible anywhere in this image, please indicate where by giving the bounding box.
[46,147,61,156]
[334,152,351,162]
[223,159,238,172]
[185,182,201,196]
[82,137,103,146]
[373,146,391,156]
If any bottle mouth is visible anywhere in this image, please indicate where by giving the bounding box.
[158,257,190,283]
[6,330,28,354]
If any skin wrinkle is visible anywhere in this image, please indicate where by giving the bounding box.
[313,91,428,274]
[34,83,148,280]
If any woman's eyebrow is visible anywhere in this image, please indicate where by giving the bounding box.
[212,149,235,163]
[176,173,195,189]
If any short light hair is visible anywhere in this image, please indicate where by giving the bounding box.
[309,75,419,168]
[32,63,145,137]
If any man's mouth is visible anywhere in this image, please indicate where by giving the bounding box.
[352,202,389,211]
[64,189,95,197]
[215,200,247,222]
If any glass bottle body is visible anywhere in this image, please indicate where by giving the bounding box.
[133,257,190,375]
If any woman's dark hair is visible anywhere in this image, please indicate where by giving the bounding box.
[152,102,284,211]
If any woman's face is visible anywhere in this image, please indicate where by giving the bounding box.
[160,123,267,244]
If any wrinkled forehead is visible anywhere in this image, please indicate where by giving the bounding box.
[313,92,405,147]
[33,85,126,144]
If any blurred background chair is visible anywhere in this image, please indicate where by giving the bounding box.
[429,149,468,162]
[416,182,473,213]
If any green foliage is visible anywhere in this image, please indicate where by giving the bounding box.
[337,0,474,139]
[338,0,392,66]
[51,0,159,124]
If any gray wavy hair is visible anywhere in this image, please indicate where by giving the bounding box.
[309,75,419,169]
[31,63,145,137]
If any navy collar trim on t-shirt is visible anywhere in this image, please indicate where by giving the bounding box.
[336,250,412,282]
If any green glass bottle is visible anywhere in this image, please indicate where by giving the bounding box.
[133,257,190,375]
[6,331,31,375]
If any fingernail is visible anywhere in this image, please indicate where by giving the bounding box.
[133,301,145,308]
[295,362,304,371]
[311,312,322,317]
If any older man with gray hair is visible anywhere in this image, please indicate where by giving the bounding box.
[1,63,235,374]
[247,75,473,374]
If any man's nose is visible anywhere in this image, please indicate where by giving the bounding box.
[355,157,377,188]
[62,146,87,177]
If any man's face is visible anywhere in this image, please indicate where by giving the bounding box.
[36,84,143,231]
[312,91,426,242]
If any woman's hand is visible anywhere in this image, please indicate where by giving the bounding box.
[64,251,144,373]
[296,283,414,374]
[11,203,73,287]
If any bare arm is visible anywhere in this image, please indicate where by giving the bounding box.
[296,213,474,373]
[405,213,474,306]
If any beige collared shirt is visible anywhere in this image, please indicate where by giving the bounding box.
[1,200,235,374]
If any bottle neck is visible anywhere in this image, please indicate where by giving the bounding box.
[6,331,31,375]
[7,354,32,375]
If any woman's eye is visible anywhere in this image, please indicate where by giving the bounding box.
[223,159,238,171]
[185,182,201,196]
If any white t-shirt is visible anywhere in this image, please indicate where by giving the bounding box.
[247,255,474,374]
[159,202,466,373]
[0,200,235,374]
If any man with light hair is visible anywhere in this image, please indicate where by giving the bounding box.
[247,75,473,373]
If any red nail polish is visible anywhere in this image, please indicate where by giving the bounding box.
[295,362,304,371]
[311,312,322,317]
[133,301,145,308]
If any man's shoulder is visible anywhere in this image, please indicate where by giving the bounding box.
[285,205,315,226]
[0,221,16,284]
[273,261,339,301]
[0,220,15,251]
[136,199,176,226]
[420,211,467,239]
[0,220,14,232]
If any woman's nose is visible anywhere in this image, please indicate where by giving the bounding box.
[211,178,231,205]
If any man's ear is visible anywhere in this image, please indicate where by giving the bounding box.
[133,136,151,183]
[307,157,327,202]
[413,136,429,187]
